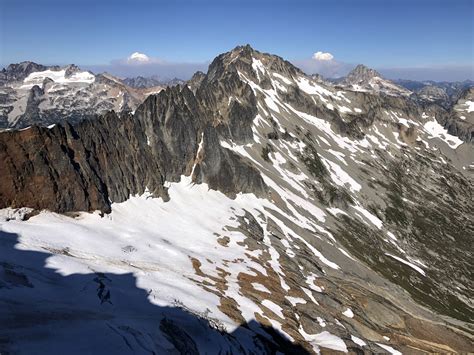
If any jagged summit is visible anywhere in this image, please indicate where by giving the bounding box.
[344,64,382,84]
[341,63,411,96]
[187,70,206,91]
[1,61,49,83]
[205,44,304,84]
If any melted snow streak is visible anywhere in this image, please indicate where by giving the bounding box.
[386,253,426,276]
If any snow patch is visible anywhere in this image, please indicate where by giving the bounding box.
[376,343,402,355]
[261,299,284,318]
[296,76,333,97]
[424,118,463,149]
[286,296,306,306]
[300,329,348,353]
[463,100,474,113]
[352,205,383,229]
[342,307,354,318]
[252,283,270,293]
[351,335,367,347]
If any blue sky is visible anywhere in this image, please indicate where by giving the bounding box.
[1,0,473,80]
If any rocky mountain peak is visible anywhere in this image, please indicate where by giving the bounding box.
[187,71,206,92]
[311,73,325,82]
[345,64,382,84]
[204,45,256,81]
[204,44,302,88]
[227,44,256,59]
[122,75,161,89]
[1,61,49,83]
[341,64,412,97]
[0,62,160,129]
[5,61,46,73]
[64,64,85,77]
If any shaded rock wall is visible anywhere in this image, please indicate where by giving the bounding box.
[0,112,165,213]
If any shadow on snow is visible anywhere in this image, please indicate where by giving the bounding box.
[0,230,310,354]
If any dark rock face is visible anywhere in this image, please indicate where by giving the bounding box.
[22,85,45,122]
[135,86,203,181]
[0,112,166,213]
[0,62,50,84]
[441,113,474,143]
[196,51,259,143]
[193,125,266,197]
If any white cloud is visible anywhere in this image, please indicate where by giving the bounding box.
[312,51,334,61]
[127,52,151,64]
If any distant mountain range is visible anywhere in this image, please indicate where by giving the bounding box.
[0,62,165,129]
[2,59,472,131]
[122,75,185,89]
[0,63,189,130]
[394,78,474,106]
[317,65,473,108]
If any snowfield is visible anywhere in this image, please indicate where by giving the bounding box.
[21,69,95,88]
[1,177,267,331]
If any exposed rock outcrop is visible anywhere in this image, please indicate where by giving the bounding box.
[0,112,166,213]
[440,87,474,142]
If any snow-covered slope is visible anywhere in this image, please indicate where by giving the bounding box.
[1,46,473,354]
